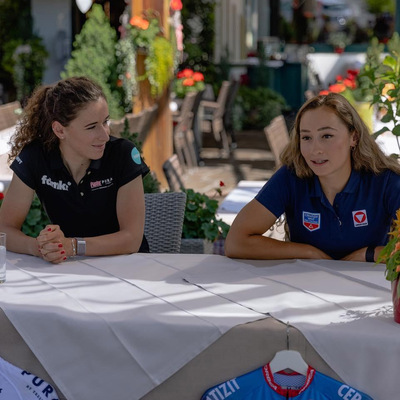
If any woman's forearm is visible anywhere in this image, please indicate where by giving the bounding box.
[225,233,330,260]
[0,225,41,257]
[82,229,144,256]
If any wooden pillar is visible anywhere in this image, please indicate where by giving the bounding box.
[131,0,173,190]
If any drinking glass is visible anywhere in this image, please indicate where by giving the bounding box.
[0,232,6,284]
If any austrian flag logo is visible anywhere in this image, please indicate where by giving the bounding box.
[303,211,321,231]
[352,209,368,227]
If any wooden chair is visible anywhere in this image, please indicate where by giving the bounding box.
[200,81,232,156]
[126,111,146,135]
[190,89,205,163]
[0,101,22,131]
[144,191,186,253]
[109,118,126,137]
[173,92,198,168]
[223,80,240,148]
[137,104,158,142]
[162,154,186,192]
[109,104,158,141]
[263,115,290,170]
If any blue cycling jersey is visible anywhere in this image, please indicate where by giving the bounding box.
[255,166,400,259]
[201,364,373,399]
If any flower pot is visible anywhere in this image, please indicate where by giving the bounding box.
[391,277,400,324]
[180,238,213,254]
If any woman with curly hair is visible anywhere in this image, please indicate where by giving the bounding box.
[0,76,149,263]
[225,93,400,262]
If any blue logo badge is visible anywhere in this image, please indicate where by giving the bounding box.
[131,147,141,165]
[303,211,321,231]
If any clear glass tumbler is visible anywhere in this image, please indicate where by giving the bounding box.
[0,232,6,284]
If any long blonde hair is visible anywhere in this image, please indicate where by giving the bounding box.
[280,93,400,178]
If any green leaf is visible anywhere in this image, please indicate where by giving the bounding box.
[392,125,400,136]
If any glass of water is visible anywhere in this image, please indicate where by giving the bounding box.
[0,232,6,283]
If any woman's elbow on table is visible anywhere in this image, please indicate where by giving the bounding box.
[224,229,255,259]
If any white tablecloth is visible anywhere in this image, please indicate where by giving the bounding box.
[0,253,264,400]
[0,252,397,400]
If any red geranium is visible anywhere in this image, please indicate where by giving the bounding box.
[177,68,194,79]
[183,78,195,87]
[174,68,205,98]
[320,69,361,96]
[129,16,149,30]
[192,72,204,82]
[170,0,183,11]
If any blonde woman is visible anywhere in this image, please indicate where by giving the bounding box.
[225,93,400,262]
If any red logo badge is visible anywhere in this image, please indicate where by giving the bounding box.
[303,212,321,231]
[352,210,368,227]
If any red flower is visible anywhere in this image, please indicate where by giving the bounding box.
[319,90,330,95]
[343,78,356,89]
[130,16,149,30]
[178,68,194,79]
[328,83,346,93]
[192,72,204,82]
[182,78,195,87]
[170,0,183,11]
[346,69,359,78]
[219,181,225,187]
[0,193,4,200]
[116,79,123,87]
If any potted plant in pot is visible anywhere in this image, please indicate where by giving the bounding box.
[377,209,400,323]
[181,188,230,254]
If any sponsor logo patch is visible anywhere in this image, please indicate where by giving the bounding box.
[303,211,321,231]
[131,147,141,164]
[90,177,114,191]
[352,209,368,227]
[41,175,70,191]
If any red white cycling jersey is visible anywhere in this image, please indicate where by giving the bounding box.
[201,363,373,399]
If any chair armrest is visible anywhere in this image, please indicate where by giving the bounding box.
[200,100,219,110]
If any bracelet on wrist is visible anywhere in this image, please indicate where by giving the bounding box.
[71,238,77,257]
[366,246,375,263]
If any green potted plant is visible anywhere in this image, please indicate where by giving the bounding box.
[172,68,205,99]
[377,209,400,323]
[180,187,230,254]
[359,33,400,152]
[126,12,174,99]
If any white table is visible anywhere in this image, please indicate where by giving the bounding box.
[0,252,397,400]
[217,180,286,240]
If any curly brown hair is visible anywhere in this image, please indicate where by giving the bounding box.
[280,93,400,177]
[9,76,106,162]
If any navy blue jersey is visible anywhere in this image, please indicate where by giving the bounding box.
[255,166,400,259]
[201,364,373,399]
